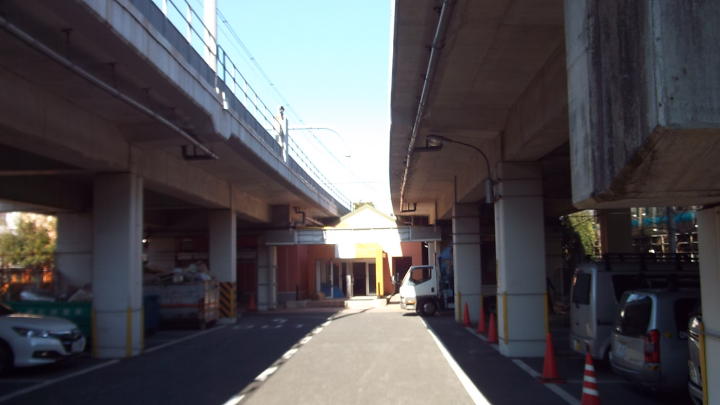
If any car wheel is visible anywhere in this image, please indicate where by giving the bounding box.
[420,300,437,317]
[0,341,13,374]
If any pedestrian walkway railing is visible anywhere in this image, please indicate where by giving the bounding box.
[149,0,351,210]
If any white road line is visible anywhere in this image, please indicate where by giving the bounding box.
[312,327,323,334]
[144,325,227,354]
[295,324,303,328]
[282,348,299,360]
[254,366,278,382]
[511,359,580,405]
[465,327,489,343]
[421,319,492,405]
[222,394,245,405]
[511,358,540,377]
[300,336,312,345]
[321,321,331,327]
[0,325,229,402]
[261,325,269,329]
[465,327,579,405]
[0,359,119,403]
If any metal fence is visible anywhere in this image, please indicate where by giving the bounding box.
[150,0,351,209]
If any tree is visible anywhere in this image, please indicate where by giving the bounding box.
[0,219,55,269]
[353,201,375,211]
[560,211,600,274]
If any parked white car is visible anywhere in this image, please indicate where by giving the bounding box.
[0,303,86,372]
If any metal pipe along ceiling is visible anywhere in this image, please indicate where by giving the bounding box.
[398,0,455,211]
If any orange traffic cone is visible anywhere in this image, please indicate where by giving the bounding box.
[581,352,600,405]
[248,293,257,311]
[463,303,470,327]
[476,307,486,334]
[539,333,564,383]
[487,312,498,343]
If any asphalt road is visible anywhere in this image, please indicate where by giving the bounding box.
[0,310,336,405]
[0,305,695,405]
[242,306,476,405]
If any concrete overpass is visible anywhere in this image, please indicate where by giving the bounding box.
[0,0,349,358]
[389,0,720,400]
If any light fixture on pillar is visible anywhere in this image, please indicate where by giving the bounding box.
[422,134,495,204]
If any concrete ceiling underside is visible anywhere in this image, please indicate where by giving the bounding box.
[389,0,573,219]
[0,0,342,220]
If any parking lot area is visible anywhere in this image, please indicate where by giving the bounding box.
[424,312,694,405]
[0,310,336,405]
[0,306,700,405]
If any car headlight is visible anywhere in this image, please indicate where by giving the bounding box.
[13,327,52,339]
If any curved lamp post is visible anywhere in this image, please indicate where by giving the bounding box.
[424,135,495,204]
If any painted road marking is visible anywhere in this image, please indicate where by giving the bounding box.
[465,327,580,405]
[512,359,580,405]
[282,348,299,360]
[220,316,332,404]
[464,326,579,405]
[0,325,230,403]
[254,366,278,382]
[222,394,245,405]
[422,319,492,405]
[144,326,227,354]
[0,360,119,403]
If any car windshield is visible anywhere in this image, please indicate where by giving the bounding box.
[0,304,16,316]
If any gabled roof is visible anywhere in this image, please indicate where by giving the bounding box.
[334,204,396,229]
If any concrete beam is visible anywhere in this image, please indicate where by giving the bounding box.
[0,176,90,212]
[503,47,568,161]
[566,0,720,208]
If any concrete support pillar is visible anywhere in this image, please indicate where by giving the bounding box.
[696,208,720,404]
[92,173,143,358]
[598,209,633,254]
[256,244,277,311]
[55,213,93,295]
[209,210,237,323]
[494,162,546,357]
[452,203,482,323]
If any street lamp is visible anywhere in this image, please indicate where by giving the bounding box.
[423,134,495,204]
[288,127,352,158]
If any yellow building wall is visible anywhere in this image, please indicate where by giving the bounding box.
[354,243,386,297]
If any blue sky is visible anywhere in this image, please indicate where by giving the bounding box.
[216,0,393,212]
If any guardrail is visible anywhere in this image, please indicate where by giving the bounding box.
[151,0,351,209]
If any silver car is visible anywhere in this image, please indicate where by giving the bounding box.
[609,288,699,392]
[687,314,703,404]
[0,303,86,373]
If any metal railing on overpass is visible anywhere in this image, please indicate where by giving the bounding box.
[149,0,351,210]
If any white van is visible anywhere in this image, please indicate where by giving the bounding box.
[569,254,697,360]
